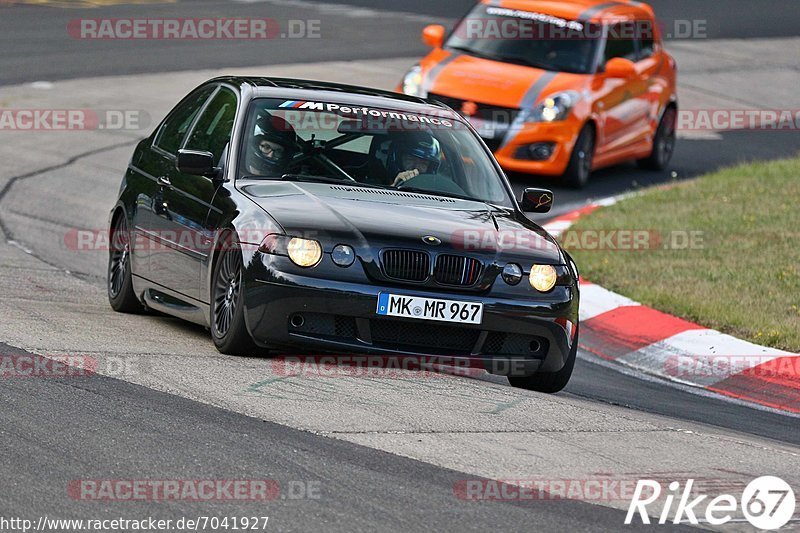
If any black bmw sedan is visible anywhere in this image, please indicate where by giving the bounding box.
[108,76,580,392]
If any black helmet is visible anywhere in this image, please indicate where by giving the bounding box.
[387,130,442,178]
[248,112,298,174]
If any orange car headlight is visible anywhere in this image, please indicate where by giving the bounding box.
[526,91,580,123]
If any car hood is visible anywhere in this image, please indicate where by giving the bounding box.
[238,181,563,264]
[425,53,585,109]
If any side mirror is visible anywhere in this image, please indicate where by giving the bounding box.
[422,24,445,48]
[177,149,219,178]
[604,57,637,79]
[521,188,554,213]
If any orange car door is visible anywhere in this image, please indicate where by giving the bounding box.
[594,22,651,159]
[634,19,667,143]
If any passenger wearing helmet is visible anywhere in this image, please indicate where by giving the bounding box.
[246,113,298,176]
[388,131,442,186]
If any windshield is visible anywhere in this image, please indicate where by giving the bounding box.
[446,5,601,74]
[237,98,512,206]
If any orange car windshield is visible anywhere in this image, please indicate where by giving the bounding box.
[447,5,602,74]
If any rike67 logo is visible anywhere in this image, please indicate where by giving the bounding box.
[626,476,796,529]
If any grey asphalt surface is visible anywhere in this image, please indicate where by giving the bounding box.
[1,0,798,86]
[0,1,799,531]
[3,341,689,533]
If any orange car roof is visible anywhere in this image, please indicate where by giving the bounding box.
[480,0,655,23]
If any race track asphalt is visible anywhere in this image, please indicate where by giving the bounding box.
[0,1,798,530]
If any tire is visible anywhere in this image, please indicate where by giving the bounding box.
[637,106,677,171]
[211,236,257,355]
[563,126,595,189]
[108,213,144,313]
[508,329,578,393]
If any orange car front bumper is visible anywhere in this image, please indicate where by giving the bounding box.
[490,119,582,177]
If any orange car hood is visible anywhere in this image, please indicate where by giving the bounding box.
[424,52,584,109]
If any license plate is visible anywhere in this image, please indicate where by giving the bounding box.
[376,293,483,325]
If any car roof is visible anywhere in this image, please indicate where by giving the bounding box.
[205,76,460,119]
[479,0,655,22]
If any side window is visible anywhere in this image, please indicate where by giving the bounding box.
[154,86,215,155]
[603,23,638,64]
[637,20,656,59]
[184,87,238,163]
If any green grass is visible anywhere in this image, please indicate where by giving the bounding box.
[568,156,800,352]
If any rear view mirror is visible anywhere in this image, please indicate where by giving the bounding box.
[337,119,387,135]
[521,188,554,213]
[422,24,445,48]
[177,149,218,178]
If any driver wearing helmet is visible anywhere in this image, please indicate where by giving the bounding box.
[388,131,442,186]
[246,113,298,176]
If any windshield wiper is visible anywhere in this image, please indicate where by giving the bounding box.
[447,45,551,71]
[397,186,480,203]
[446,45,499,61]
[281,174,392,189]
[281,173,353,184]
[488,54,550,70]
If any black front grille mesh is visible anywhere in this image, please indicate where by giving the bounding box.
[434,255,484,286]
[428,93,518,152]
[382,250,430,282]
[371,319,480,353]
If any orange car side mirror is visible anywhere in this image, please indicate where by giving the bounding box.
[604,57,637,79]
[422,24,446,48]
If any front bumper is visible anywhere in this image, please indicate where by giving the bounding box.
[491,120,582,176]
[243,254,579,377]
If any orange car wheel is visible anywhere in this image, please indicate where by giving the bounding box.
[563,125,595,189]
[638,106,677,171]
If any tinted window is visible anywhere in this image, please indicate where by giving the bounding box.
[238,98,513,207]
[604,23,638,63]
[637,20,655,59]
[184,87,238,163]
[154,86,215,155]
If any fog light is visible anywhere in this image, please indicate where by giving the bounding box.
[331,244,355,267]
[502,263,523,285]
[287,238,322,267]
[529,264,557,292]
[515,142,555,161]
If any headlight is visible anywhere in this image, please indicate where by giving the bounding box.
[524,91,580,123]
[287,238,322,268]
[529,264,558,292]
[402,65,426,97]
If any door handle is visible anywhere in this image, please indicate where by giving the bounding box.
[157,175,174,189]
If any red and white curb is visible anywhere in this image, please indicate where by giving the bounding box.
[543,200,800,415]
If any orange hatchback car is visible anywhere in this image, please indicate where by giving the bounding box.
[399,0,677,187]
